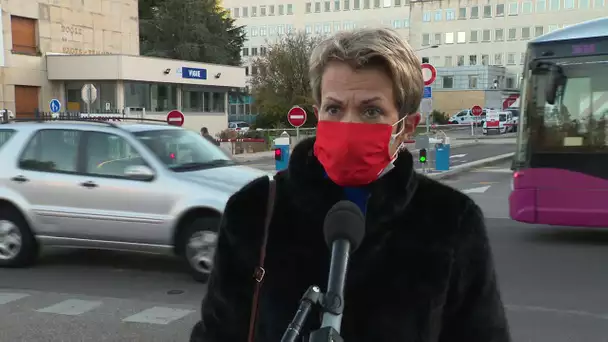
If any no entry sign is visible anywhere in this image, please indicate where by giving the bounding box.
[167,110,185,126]
[471,105,483,116]
[287,106,307,127]
[421,63,437,86]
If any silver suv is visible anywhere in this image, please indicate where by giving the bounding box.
[0,118,267,282]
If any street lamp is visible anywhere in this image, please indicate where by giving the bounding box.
[415,45,439,52]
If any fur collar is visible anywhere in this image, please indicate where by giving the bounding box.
[283,137,419,234]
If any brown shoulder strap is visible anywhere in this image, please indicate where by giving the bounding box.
[247,177,276,342]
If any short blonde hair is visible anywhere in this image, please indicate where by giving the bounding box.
[309,28,423,117]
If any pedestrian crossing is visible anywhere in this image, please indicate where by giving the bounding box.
[0,289,199,326]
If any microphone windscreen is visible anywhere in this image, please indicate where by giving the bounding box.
[323,200,366,252]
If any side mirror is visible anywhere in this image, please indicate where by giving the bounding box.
[124,165,155,181]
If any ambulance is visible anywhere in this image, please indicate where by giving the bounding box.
[482,110,512,135]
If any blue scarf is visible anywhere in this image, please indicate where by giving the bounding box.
[324,173,369,215]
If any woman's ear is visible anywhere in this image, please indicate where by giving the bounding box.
[403,113,421,137]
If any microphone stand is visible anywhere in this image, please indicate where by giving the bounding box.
[280,285,344,342]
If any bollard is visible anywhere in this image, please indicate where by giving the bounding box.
[434,137,451,171]
[274,131,291,171]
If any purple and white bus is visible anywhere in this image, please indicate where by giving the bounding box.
[510,17,608,227]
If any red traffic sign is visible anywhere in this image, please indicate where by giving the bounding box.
[421,63,437,86]
[287,106,307,127]
[471,105,483,116]
[166,110,185,126]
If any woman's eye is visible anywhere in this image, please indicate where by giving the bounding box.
[362,108,382,118]
[325,106,340,115]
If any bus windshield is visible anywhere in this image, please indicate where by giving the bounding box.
[524,56,608,152]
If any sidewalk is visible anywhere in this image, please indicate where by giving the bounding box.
[232,137,516,163]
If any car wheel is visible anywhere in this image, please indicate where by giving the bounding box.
[179,216,220,283]
[0,205,38,268]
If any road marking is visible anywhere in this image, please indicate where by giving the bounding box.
[472,168,512,173]
[462,185,491,194]
[476,181,499,185]
[0,292,29,305]
[36,299,102,316]
[122,306,195,325]
[450,154,467,158]
[506,304,608,320]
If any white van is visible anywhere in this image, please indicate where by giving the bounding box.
[448,109,486,126]
[482,111,512,135]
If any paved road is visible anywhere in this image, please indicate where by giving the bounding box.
[243,142,516,172]
[2,161,607,341]
[443,161,608,341]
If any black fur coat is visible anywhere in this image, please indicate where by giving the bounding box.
[191,137,511,342]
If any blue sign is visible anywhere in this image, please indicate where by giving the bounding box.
[423,86,432,99]
[49,99,61,113]
[181,67,207,80]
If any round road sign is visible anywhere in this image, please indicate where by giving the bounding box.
[421,63,437,86]
[167,110,185,126]
[471,105,483,116]
[287,106,307,127]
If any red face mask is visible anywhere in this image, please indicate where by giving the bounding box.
[314,120,402,187]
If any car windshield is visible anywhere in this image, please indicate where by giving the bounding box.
[499,114,507,122]
[236,122,249,128]
[134,129,234,172]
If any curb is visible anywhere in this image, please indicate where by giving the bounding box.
[427,152,514,180]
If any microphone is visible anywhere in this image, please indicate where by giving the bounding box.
[319,200,366,334]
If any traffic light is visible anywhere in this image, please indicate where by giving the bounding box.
[419,149,427,163]
[274,148,283,161]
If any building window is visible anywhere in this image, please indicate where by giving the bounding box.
[422,33,430,46]
[124,82,177,112]
[446,9,455,20]
[457,55,465,66]
[520,52,526,64]
[65,82,117,112]
[306,2,312,12]
[482,29,491,41]
[508,2,518,14]
[470,6,479,18]
[470,30,478,43]
[374,0,381,7]
[494,53,503,65]
[395,0,401,5]
[11,16,37,55]
[182,86,226,113]
[481,54,489,65]
[537,0,547,10]
[242,7,248,17]
[495,29,504,41]
[423,11,431,22]
[444,56,453,67]
[548,24,559,32]
[468,75,478,89]
[445,32,454,44]
[458,7,467,18]
[506,77,515,88]
[550,0,560,10]
[483,5,492,17]
[565,0,575,8]
[260,5,267,16]
[434,10,442,20]
[334,0,341,10]
[522,1,533,13]
[442,76,454,89]
[469,55,477,65]
[233,8,240,17]
[364,0,370,9]
[521,27,531,39]
[508,28,517,40]
[354,0,361,9]
[457,31,466,43]
[344,0,350,10]
[496,4,505,15]
[252,6,257,16]
[315,1,321,12]
[287,4,294,14]
[507,53,516,64]
[325,1,331,11]
[579,0,590,8]
[594,0,604,7]
[434,33,442,44]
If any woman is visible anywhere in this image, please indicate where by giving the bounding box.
[190,28,510,341]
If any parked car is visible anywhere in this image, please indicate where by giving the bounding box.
[0,118,267,282]
[448,109,486,127]
[228,121,250,132]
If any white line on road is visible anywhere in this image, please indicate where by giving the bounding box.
[506,304,608,320]
[472,168,513,173]
[462,185,491,194]
[36,299,102,316]
[122,306,195,325]
[0,292,29,305]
